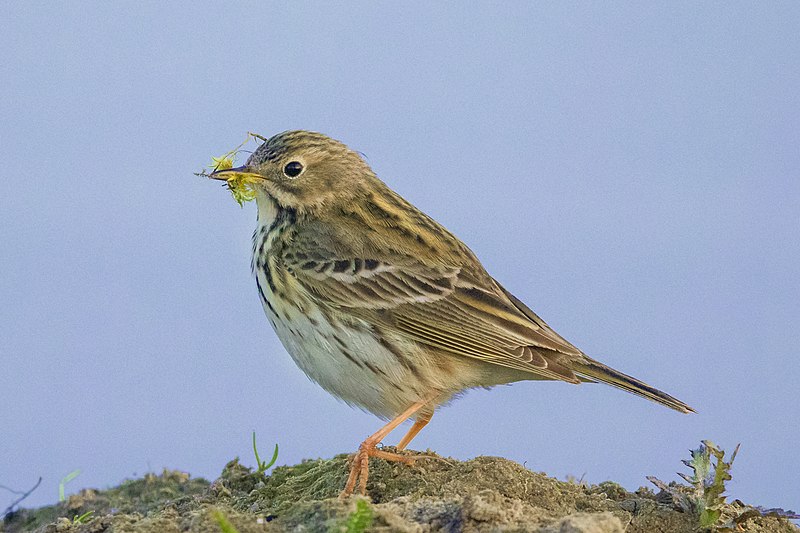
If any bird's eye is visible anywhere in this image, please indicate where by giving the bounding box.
[283,161,304,178]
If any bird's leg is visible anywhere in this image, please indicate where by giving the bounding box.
[340,399,430,498]
[396,413,432,451]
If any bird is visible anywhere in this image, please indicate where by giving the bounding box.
[208,130,694,497]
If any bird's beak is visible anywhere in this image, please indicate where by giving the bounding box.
[208,166,264,181]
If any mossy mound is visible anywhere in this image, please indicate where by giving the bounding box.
[3,450,796,532]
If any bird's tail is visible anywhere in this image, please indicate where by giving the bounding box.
[573,357,695,414]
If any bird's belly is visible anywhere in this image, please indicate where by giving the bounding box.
[254,258,451,417]
[264,299,434,418]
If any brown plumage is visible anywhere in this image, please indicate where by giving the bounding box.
[209,130,694,497]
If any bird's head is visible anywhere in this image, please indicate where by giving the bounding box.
[210,130,376,213]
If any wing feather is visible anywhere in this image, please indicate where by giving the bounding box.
[282,242,585,384]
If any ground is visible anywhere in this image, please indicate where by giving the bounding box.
[2,450,797,532]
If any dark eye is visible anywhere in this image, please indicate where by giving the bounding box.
[283,161,304,178]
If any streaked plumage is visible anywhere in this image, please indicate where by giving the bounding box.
[210,130,694,496]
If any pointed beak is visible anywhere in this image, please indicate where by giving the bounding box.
[208,165,264,181]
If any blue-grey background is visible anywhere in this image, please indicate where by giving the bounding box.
[2,2,798,512]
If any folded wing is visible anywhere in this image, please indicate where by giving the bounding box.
[282,243,586,384]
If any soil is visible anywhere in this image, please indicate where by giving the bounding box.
[3,450,796,532]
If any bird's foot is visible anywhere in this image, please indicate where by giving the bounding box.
[340,443,415,498]
[338,398,433,498]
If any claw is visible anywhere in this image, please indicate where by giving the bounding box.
[339,398,433,498]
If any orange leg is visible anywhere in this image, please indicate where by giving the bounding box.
[396,413,432,451]
[340,399,430,498]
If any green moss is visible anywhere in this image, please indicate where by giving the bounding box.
[4,450,797,533]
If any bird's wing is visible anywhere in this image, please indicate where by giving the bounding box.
[283,253,461,307]
[281,236,586,383]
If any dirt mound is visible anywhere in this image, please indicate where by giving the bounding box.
[3,450,796,532]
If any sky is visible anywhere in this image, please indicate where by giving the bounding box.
[2,1,799,515]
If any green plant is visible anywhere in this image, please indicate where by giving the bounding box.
[212,510,240,533]
[649,441,739,529]
[58,470,81,502]
[343,499,373,533]
[72,510,94,524]
[195,132,267,206]
[687,441,738,527]
[252,431,279,475]
[648,441,799,531]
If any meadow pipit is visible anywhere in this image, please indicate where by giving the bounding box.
[209,131,694,497]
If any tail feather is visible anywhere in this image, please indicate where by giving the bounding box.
[572,357,695,414]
